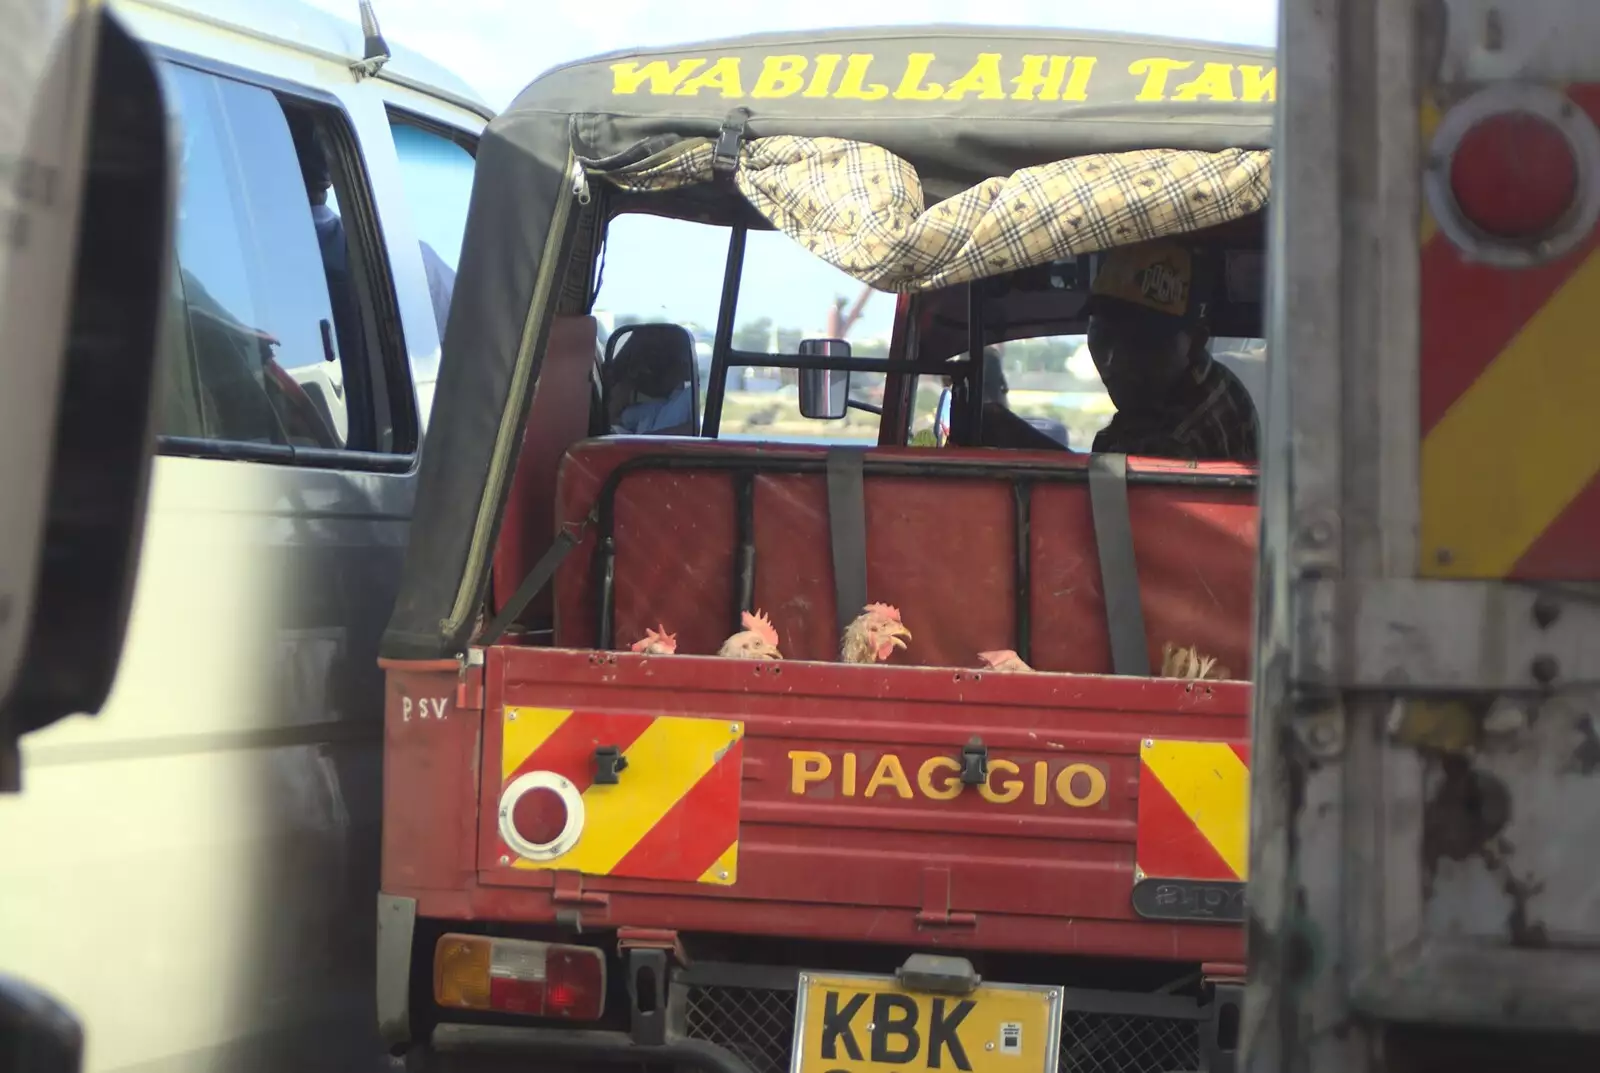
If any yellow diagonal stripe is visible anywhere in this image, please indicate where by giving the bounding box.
[501,707,572,780]
[521,715,739,875]
[1141,740,1250,880]
[698,841,739,886]
[1421,246,1600,577]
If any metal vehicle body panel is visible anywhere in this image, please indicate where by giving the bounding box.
[0,2,489,1071]
[1248,0,1600,1070]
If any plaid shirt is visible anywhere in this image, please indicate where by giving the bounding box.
[1092,352,1259,463]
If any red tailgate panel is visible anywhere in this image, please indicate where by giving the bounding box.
[390,645,1251,964]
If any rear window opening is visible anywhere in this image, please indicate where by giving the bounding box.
[488,204,1266,683]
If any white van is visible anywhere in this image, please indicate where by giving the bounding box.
[0,2,489,1071]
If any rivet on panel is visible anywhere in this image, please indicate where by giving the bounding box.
[1532,595,1561,629]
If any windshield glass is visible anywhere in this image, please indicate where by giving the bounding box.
[912,335,1266,452]
[595,214,895,444]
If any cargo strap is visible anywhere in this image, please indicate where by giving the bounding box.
[826,448,869,637]
[480,515,591,645]
[1088,453,1150,676]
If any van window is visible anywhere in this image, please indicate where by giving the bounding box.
[388,115,477,340]
[593,214,894,443]
[159,63,406,459]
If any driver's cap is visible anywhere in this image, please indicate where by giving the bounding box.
[1088,240,1196,323]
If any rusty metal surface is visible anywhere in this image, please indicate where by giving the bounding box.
[1254,0,1600,1067]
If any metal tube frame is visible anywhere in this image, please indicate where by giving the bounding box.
[591,451,1254,654]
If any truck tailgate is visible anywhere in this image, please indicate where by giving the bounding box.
[419,646,1251,962]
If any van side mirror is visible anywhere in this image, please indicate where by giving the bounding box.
[2,8,173,789]
[797,338,851,421]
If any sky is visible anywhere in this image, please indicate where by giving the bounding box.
[307,0,1279,335]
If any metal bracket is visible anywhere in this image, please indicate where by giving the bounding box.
[551,870,610,911]
[593,744,628,785]
[1202,982,1243,1073]
[627,948,670,1047]
[916,866,977,928]
[1292,578,1600,692]
[959,736,989,786]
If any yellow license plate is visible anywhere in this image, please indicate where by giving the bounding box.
[792,972,1062,1073]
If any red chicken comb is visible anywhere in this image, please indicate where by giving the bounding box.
[630,625,676,653]
[862,602,902,621]
[741,609,779,646]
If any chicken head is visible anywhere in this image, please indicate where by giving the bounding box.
[630,624,678,656]
[977,649,1034,673]
[718,609,783,660]
[840,603,912,664]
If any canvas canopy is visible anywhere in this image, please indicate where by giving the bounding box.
[591,135,1268,291]
[381,25,1276,661]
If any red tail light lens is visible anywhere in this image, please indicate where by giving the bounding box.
[1448,110,1577,239]
[435,935,606,1020]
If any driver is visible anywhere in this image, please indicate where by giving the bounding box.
[1085,240,1258,462]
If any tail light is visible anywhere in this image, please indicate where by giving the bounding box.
[434,934,606,1020]
[1449,111,1576,238]
[1426,84,1600,267]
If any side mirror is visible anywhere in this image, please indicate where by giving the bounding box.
[2,8,173,788]
[797,338,851,421]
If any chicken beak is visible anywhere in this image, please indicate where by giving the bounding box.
[890,624,912,647]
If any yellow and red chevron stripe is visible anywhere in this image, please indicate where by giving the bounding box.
[1135,739,1251,883]
[497,706,744,885]
[1420,83,1600,581]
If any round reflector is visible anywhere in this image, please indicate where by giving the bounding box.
[1426,84,1600,268]
[511,787,569,847]
[1449,111,1577,238]
[498,771,585,861]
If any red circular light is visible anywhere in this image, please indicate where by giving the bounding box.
[1449,110,1578,239]
[511,787,569,847]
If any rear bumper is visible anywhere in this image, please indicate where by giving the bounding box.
[403,954,1240,1073]
[426,1024,756,1073]
[672,963,1228,1073]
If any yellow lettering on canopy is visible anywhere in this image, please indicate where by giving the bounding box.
[834,54,889,100]
[676,56,744,98]
[865,753,914,798]
[1130,57,1193,102]
[917,756,964,801]
[1056,763,1108,807]
[1011,55,1068,102]
[893,53,945,100]
[1172,62,1238,102]
[979,759,1024,804]
[611,58,707,96]
[1061,56,1098,101]
[1239,64,1277,102]
[752,55,807,99]
[789,750,832,793]
[804,54,843,97]
[944,53,1007,101]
